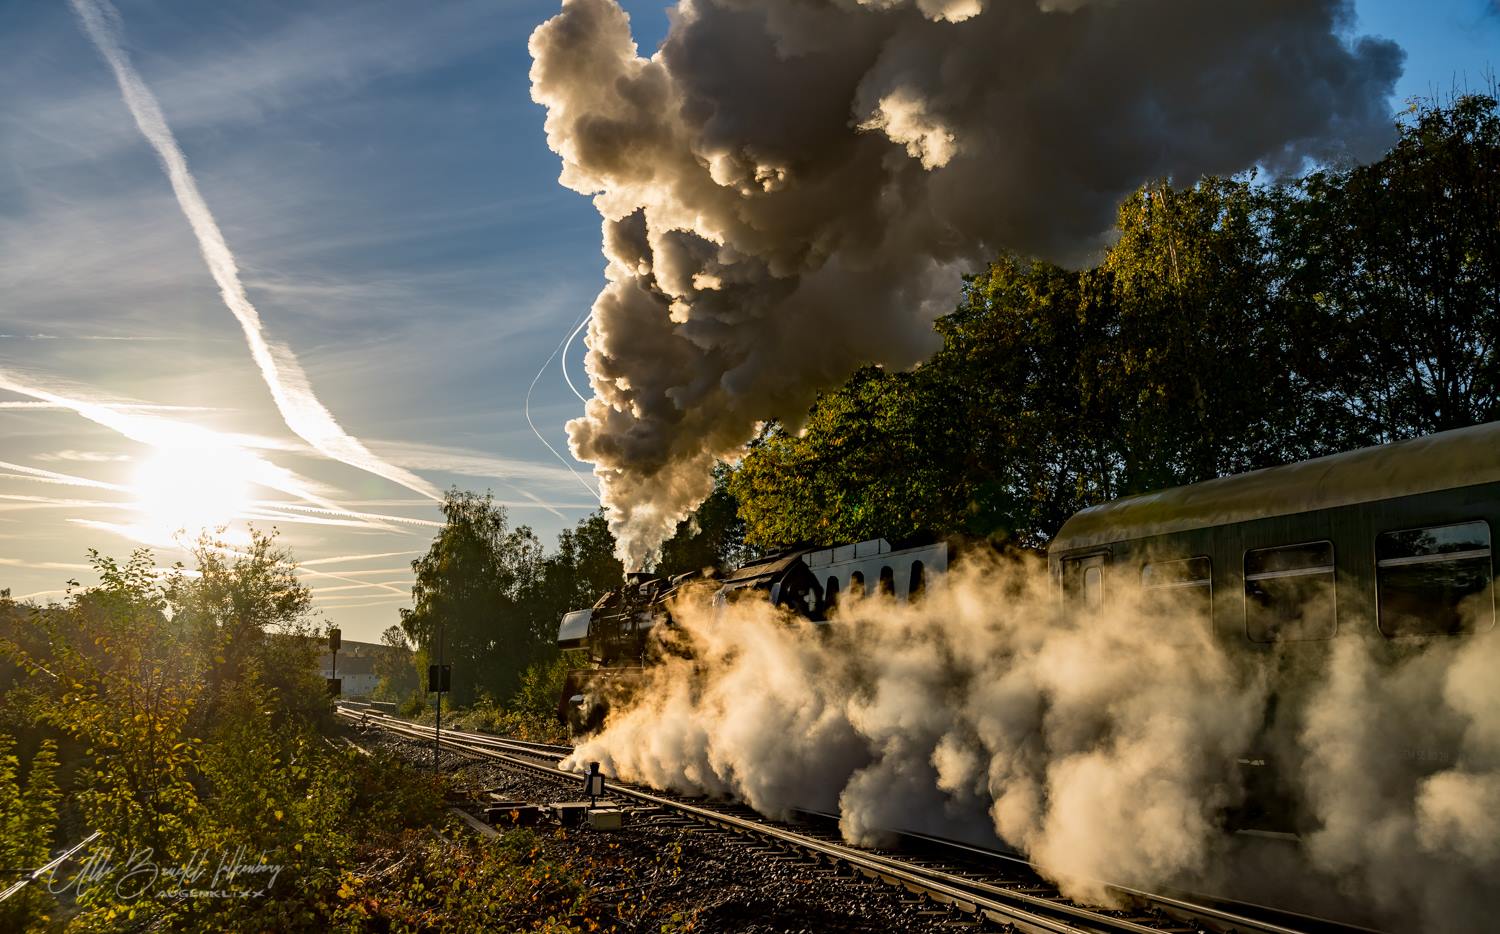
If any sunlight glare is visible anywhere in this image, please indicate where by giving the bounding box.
[132,446,253,545]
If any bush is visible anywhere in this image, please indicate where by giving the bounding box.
[398,692,429,718]
[331,828,606,933]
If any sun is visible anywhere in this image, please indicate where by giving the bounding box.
[132,446,254,545]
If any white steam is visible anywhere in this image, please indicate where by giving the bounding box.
[567,557,1500,928]
[1298,634,1500,932]
[70,0,441,503]
[566,555,1269,903]
[528,0,1403,566]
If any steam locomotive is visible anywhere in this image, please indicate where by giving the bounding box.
[555,537,950,731]
[558,420,1497,834]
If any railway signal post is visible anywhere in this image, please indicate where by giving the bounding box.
[327,627,341,697]
[428,662,451,774]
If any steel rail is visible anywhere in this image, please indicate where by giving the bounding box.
[337,705,572,758]
[0,831,102,905]
[344,708,1360,934]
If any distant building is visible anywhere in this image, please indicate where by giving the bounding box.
[319,638,397,698]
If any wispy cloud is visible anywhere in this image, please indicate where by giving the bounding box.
[296,566,411,578]
[0,558,93,571]
[251,501,441,530]
[372,439,594,493]
[0,460,126,491]
[0,401,215,412]
[303,580,408,595]
[299,550,423,567]
[296,564,407,597]
[314,595,411,610]
[69,0,441,504]
[0,494,127,512]
[0,369,333,505]
[35,450,131,463]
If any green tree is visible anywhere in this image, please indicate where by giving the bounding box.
[400,490,545,707]
[1273,94,1500,441]
[0,538,448,930]
[534,510,623,617]
[656,464,753,577]
[169,528,323,730]
[0,733,60,930]
[730,171,1339,548]
[372,624,418,704]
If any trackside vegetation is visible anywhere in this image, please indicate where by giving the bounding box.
[0,533,625,932]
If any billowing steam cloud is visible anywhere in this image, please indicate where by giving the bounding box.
[567,558,1500,929]
[70,0,441,503]
[568,556,1271,903]
[530,0,1403,566]
[1297,635,1500,932]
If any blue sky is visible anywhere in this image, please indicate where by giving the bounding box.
[0,0,1494,641]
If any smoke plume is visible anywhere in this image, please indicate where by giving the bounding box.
[567,557,1500,928]
[529,0,1403,565]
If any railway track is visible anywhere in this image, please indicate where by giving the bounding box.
[0,831,101,906]
[337,706,1385,934]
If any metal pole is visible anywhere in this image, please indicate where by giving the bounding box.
[434,619,443,775]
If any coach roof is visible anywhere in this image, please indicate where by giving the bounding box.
[1050,420,1500,553]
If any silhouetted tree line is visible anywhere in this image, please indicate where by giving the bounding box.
[399,472,760,708]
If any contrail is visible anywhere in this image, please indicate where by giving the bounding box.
[68,0,441,502]
[524,308,600,500]
[560,312,590,403]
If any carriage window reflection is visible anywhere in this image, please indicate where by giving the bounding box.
[1376,520,1494,636]
[1244,541,1336,642]
[1142,556,1211,641]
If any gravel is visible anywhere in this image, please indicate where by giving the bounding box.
[344,724,990,932]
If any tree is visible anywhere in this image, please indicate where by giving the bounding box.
[400,490,545,707]
[170,528,322,729]
[536,510,623,617]
[1272,94,1500,441]
[373,624,419,703]
[656,464,754,577]
[0,733,59,931]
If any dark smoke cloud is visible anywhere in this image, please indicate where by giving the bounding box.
[529,0,1403,566]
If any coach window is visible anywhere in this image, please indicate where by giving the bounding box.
[1142,556,1212,640]
[1062,554,1107,608]
[878,566,895,596]
[849,571,865,597]
[909,561,925,599]
[825,576,840,611]
[1244,541,1336,642]
[1376,520,1494,636]
[1082,566,1103,608]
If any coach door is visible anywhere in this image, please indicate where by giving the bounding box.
[1062,553,1109,608]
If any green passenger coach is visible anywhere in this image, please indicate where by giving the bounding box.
[1047,419,1499,834]
[1048,419,1500,644]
